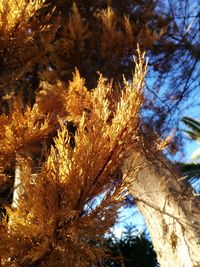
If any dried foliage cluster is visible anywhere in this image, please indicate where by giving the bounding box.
[0,21,147,264]
[0,0,57,92]
[46,2,160,86]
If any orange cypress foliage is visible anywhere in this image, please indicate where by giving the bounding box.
[98,6,133,59]
[0,0,57,89]
[0,100,51,167]
[0,49,147,266]
[0,1,149,266]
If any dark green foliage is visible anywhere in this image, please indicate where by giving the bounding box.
[182,117,200,141]
[179,162,200,179]
[105,224,159,267]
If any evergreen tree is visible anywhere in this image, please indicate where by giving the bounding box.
[105,224,159,267]
[0,1,199,266]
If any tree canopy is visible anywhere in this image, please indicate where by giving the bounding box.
[1,0,199,121]
[0,1,199,266]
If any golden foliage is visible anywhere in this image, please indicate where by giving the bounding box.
[36,80,68,119]
[45,4,154,87]
[0,100,51,167]
[98,6,133,58]
[64,3,91,49]
[52,2,91,59]
[0,49,147,266]
[0,0,45,32]
[137,25,165,50]
[66,69,92,122]
[46,3,92,83]
[0,0,57,87]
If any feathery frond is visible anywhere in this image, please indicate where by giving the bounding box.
[182,117,200,142]
[0,50,147,266]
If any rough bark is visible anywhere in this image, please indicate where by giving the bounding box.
[124,150,200,267]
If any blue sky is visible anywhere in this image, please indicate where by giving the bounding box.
[112,206,145,238]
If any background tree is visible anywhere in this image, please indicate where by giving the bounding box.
[33,0,200,138]
[105,224,159,267]
[1,0,199,125]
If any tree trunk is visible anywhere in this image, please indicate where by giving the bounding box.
[124,151,200,267]
[12,152,32,209]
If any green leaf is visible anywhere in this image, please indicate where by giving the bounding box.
[182,117,200,141]
[178,162,200,179]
